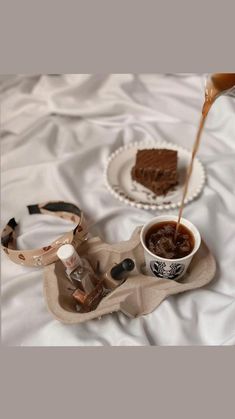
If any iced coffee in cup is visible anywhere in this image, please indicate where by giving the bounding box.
[140,215,201,281]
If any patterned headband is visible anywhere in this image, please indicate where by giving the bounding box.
[1,201,87,267]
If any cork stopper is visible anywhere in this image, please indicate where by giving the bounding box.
[110,258,135,280]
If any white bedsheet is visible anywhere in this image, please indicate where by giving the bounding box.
[1,74,235,346]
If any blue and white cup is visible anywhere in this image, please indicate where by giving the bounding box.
[140,215,201,281]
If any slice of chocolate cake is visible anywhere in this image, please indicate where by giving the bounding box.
[131,149,178,195]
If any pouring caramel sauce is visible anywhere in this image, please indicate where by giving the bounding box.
[175,73,235,238]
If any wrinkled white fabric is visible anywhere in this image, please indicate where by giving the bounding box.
[1,74,235,346]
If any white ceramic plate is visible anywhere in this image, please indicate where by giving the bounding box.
[104,140,206,211]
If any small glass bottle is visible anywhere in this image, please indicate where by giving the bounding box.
[104,258,135,289]
[57,244,104,312]
[203,73,235,114]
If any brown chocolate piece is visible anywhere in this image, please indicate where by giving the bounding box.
[131,149,178,195]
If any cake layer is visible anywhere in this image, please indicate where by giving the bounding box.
[131,167,177,182]
[134,177,177,195]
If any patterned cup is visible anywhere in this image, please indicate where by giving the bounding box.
[140,215,201,281]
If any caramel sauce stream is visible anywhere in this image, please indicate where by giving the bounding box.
[175,74,235,239]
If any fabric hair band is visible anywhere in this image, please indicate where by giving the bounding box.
[1,201,87,267]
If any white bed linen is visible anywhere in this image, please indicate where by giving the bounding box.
[1,74,235,346]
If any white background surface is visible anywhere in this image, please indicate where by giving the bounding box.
[1,74,235,346]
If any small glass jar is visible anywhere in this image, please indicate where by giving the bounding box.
[204,73,235,100]
[57,244,105,312]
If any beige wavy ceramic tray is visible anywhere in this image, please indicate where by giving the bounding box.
[43,226,216,324]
